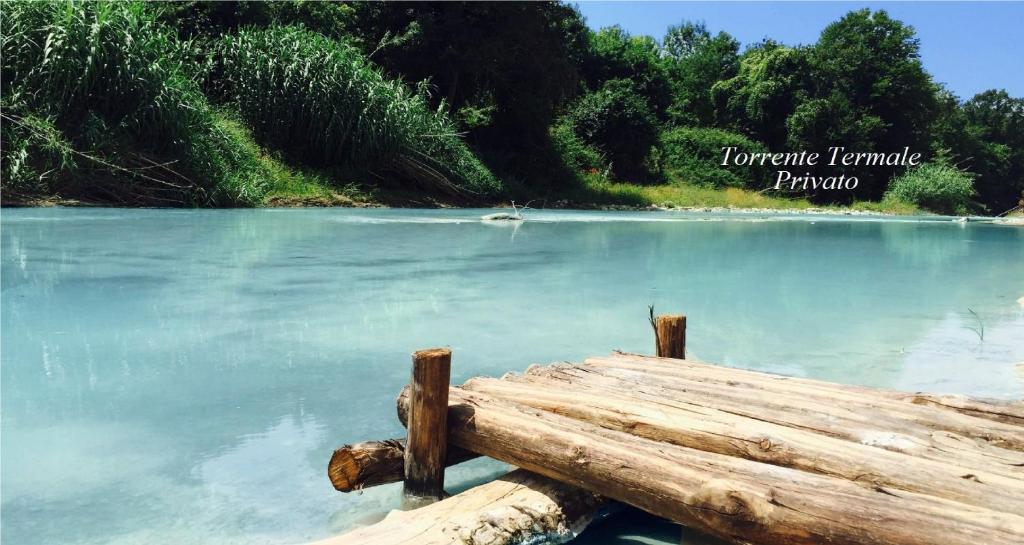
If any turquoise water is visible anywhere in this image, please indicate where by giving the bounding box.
[2,208,1022,545]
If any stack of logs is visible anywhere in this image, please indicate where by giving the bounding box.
[317,313,1024,545]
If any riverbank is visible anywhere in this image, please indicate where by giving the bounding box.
[560,177,921,215]
[4,176,924,216]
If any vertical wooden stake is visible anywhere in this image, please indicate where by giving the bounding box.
[403,347,451,501]
[655,315,686,359]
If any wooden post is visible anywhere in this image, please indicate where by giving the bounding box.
[655,314,686,358]
[403,348,452,501]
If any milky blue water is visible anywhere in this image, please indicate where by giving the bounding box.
[3,208,1022,545]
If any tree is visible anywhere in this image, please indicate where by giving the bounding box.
[712,41,811,149]
[790,9,938,201]
[934,89,1024,213]
[662,22,739,126]
[346,2,587,144]
[157,1,355,40]
[564,79,660,182]
[581,26,673,118]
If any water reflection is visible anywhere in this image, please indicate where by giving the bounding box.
[2,208,1022,545]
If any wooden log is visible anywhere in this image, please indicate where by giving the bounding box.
[586,355,1024,451]
[404,348,452,500]
[654,315,686,358]
[526,363,1024,472]
[311,469,607,545]
[398,386,1024,545]
[905,393,1024,425]
[605,352,1024,425]
[461,375,1024,512]
[328,439,478,492]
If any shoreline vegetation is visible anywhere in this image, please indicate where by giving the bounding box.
[2,2,1022,216]
[6,171,921,215]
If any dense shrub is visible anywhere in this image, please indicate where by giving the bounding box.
[884,160,976,215]
[582,27,672,118]
[212,27,500,197]
[549,121,606,174]
[660,127,767,188]
[1,1,270,205]
[563,79,660,182]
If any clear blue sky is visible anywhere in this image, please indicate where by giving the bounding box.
[575,1,1024,100]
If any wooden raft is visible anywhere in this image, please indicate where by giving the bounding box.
[326,350,1024,545]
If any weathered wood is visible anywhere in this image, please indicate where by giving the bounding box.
[606,352,1024,425]
[905,393,1024,425]
[397,385,1024,545]
[328,439,478,492]
[586,354,1024,451]
[461,375,1024,512]
[654,315,686,358]
[312,469,607,545]
[404,348,452,500]
[520,363,1024,474]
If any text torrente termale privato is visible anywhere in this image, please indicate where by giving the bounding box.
[721,146,923,191]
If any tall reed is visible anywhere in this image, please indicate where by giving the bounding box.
[213,27,500,197]
[1,1,270,205]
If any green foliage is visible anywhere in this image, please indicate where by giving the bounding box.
[156,0,356,41]
[212,27,499,197]
[1,0,272,205]
[3,1,1020,214]
[285,2,588,194]
[563,79,660,182]
[549,120,606,174]
[960,90,1024,213]
[347,2,587,143]
[924,88,1024,214]
[788,9,938,200]
[0,110,76,198]
[661,22,740,126]
[660,127,768,188]
[582,26,672,117]
[884,159,976,215]
[712,41,811,148]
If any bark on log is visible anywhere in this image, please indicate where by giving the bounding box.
[311,469,607,545]
[461,375,1024,512]
[397,386,1024,545]
[328,439,479,492]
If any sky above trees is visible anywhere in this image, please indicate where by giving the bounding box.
[576,1,1024,100]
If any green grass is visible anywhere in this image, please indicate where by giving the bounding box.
[213,113,374,206]
[848,198,921,215]
[564,174,920,214]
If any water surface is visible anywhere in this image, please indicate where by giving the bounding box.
[3,208,1022,545]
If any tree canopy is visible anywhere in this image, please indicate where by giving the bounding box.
[3,2,1021,214]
